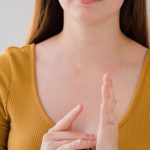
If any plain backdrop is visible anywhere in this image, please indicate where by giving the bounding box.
[0,0,150,51]
[0,0,34,51]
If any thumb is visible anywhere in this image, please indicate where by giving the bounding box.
[49,104,83,132]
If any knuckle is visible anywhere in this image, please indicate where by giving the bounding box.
[42,132,54,141]
[42,133,49,141]
[47,131,55,137]
[41,133,58,150]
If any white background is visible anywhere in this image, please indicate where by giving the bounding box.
[0,0,150,51]
[0,0,34,51]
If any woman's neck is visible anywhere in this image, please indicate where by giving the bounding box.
[48,12,133,72]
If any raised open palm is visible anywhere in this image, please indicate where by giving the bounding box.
[40,73,119,150]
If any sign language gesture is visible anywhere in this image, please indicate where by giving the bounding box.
[40,104,97,150]
[96,73,119,150]
[40,73,119,150]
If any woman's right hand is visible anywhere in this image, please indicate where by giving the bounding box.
[40,104,97,150]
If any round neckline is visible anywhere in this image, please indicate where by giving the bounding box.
[30,43,150,128]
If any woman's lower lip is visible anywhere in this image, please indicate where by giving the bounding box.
[75,0,101,5]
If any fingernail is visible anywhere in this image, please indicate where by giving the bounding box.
[76,104,81,109]
[76,104,83,110]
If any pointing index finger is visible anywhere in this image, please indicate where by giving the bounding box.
[49,104,83,132]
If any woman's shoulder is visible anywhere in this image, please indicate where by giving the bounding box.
[0,42,35,76]
[0,43,34,76]
[0,43,34,90]
[0,43,35,119]
[0,43,35,59]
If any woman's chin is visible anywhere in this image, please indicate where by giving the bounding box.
[70,10,105,26]
[70,0,105,24]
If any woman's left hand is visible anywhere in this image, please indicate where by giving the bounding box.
[96,73,119,150]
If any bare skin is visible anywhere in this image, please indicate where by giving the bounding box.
[40,73,119,150]
[35,37,148,135]
[36,0,148,148]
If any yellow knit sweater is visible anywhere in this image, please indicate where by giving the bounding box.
[0,43,150,150]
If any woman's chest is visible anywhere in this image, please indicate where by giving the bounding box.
[35,63,138,134]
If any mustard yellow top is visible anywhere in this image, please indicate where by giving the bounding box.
[0,43,150,150]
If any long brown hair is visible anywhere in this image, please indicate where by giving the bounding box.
[26,0,150,48]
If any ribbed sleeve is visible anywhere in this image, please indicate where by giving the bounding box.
[0,47,11,150]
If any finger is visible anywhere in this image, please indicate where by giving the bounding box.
[100,73,113,124]
[97,73,119,149]
[106,73,117,107]
[41,139,74,150]
[101,73,118,125]
[46,130,96,141]
[43,139,74,150]
[57,139,96,150]
[108,74,118,123]
[53,139,96,149]
[49,104,83,132]
[102,73,115,102]
[105,73,118,123]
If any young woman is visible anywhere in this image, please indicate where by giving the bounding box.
[0,0,150,149]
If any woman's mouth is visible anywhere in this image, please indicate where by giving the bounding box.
[75,0,102,5]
